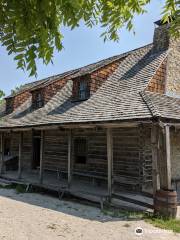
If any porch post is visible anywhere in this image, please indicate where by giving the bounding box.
[164,125,171,190]
[107,128,113,198]
[0,133,4,175]
[68,129,72,189]
[151,125,160,195]
[158,125,172,190]
[153,125,177,218]
[39,130,44,184]
[18,132,23,179]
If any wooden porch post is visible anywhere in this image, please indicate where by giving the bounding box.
[158,125,172,190]
[165,125,171,190]
[107,128,113,198]
[39,130,44,184]
[0,133,4,175]
[68,130,72,189]
[154,125,177,218]
[151,125,160,195]
[18,132,23,179]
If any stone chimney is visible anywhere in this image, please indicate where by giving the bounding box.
[153,20,170,53]
[153,19,180,97]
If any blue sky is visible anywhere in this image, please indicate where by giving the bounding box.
[0,0,165,96]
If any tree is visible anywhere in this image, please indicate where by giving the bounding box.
[0,0,179,77]
[0,90,5,104]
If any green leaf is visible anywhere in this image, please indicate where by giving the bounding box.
[0,0,179,77]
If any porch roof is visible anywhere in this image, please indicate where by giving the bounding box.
[141,91,180,121]
[0,43,179,130]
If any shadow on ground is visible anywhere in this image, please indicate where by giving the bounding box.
[0,188,143,223]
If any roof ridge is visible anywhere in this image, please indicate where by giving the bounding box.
[6,43,153,98]
[140,90,160,117]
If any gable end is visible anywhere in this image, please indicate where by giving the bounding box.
[146,58,167,94]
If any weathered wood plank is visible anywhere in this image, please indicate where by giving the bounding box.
[18,132,23,179]
[39,130,44,184]
[68,130,72,188]
[107,128,113,198]
[151,125,160,195]
[158,126,172,190]
[165,125,171,190]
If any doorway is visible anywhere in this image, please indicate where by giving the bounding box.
[4,135,11,156]
[32,131,41,169]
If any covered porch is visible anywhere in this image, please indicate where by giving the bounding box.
[0,168,154,211]
[0,121,180,213]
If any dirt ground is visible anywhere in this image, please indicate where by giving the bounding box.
[0,189,179,240]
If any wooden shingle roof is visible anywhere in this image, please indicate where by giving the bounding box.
[1,43,179,129]
[7,45,141,98]
[141,91,180,120]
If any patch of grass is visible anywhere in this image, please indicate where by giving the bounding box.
[0,183,28,193]
[145,216,180,233]
[102,206,180,233]
[102,207,144,219]
[15,184,27,194]
[0,184,16,189]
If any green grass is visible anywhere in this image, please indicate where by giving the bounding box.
[145,216,180,233]
[0,183,28,193]
[102,207,180,233]
[15,184,27,194]
[0,183,16,189]
[102,207,144,219]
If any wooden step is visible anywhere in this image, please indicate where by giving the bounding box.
[111,198,153,213]
[112,192,153,209]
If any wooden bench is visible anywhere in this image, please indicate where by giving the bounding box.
[73,171,107,180]
[42,167,107,185]
[41,167,67,180]
[113,175,141,190]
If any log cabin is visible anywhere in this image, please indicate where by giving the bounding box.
[0,19,180,214]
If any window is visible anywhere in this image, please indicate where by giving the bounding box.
[78,80,89,100]
[33,91,44,109]
[74,138,87,164]
[72,76,90,101]
[6,98,14,114]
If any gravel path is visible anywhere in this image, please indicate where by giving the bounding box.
[0,189,179,240]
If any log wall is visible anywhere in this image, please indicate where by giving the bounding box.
[171,129,180,179]
[72,128,107,174]
[11,132,19,157]
[42,128,107,175]
[43,129,68,171]
[113,127,152,190]
[10,131,32,169]
[8,125,153,191]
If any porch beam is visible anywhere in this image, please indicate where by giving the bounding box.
[18,132,23,179]
[68,130,72,189]
[151,125,160,195]
[0,133,4,175]
[165,125,171,190]
[0,120,154,132]
[39,130,44,184]
[107,128,113,198]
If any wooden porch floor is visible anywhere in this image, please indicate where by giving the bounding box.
[1,169,108,193]
[0,169,155,212]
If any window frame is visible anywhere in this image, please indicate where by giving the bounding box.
[78,80,89,100]
[6,97,14,114]
[32,90,44,109]
[72,76,90,102]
